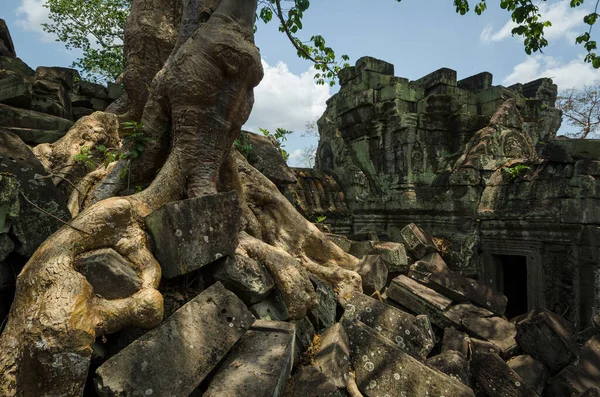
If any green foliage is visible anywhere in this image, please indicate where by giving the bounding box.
[73,146,95,169]
[314,215,327,224]
[121,121,151,160]
[259,127,293,161]
[233,131,255,159]
[42,0,129,82]
[503,164,530,181]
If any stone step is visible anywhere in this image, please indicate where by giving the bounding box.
[94,282,254,396]
[203,320,295,397]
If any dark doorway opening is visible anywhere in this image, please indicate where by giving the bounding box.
[492,254,528,319]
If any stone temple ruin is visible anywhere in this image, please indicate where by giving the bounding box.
[2,15,600,396]
[286,56,600,329]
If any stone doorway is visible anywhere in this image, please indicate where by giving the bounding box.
[490,254,528,319]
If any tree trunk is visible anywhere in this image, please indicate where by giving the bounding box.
[0,0,361,395]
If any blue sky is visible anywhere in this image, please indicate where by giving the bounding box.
[2,0,599,165]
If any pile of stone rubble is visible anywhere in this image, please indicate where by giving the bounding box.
[91,222,600,397]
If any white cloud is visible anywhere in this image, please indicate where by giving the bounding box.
[481,1,588,44]
[244,60,331,133]
[503,55,600,89]
[16,0,55,42]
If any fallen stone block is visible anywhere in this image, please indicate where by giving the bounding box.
[95,282,254,397]
[313,323,351,389]
[325,233,352,252]
[427,350,472,387]
[355,255,388,294]
[250,290,290,321]
[469,337,502,356]
[291,366,345,397]
[3,127,64,144]
[342,292,435,360]
[0,103,73,143]
[445,303,517,355]
[442,327,470,357]
[342,318,475,397]
[471,351,539,397]
[244,130,297,185]
[293,316,315,363]
[400,223,437,259]
[79,80,108,100]
[35,66,78,90]
[373,241,409,273]
[409,252,507,315]
[75,248,142,300]
[307,274,337,331]
[213,253,275,305]
[145,191,241,278]
[507,355,550,395]
[0,19,16,58]
[204,320,295,397]
[387,274,454,328]
[515,308,578,374]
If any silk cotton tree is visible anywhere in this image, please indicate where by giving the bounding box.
[2,0,600,395]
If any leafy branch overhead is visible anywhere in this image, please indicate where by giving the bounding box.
[46,0,600,84]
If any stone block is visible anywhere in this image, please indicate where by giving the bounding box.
[213,253,275,305]
[338,66,357,86]
[90,97,109,111]
[354,254,388,294]
[515,308,578,374]
[107,82,124,101]
[0,103,73,143]
[349,240,376,259]
[426,350,472,387]
[400,223,438,259]
[314,323,351,389]
[581,388,600,397]
[0,19,16,58]
[574,159,600,176]
[341,318,475,397]
[342,292,435,360]
[409,252,507,315]
[145,191,241,278]
[244,130,297,185]
[414,67,457,91]
[507,355,549,395]
[0,56,34,76]
[31,98,71,119]
[75,248,142,300]
[442,327,470,357]
[355,56,394,75]
[72,106,95,121]
[307,274,337,331]
[35,66,79,91]
[78,80,108,100]
[292,316,315,363]
[457,72,493,91]
[445,303,517,355]
[387,275,454,328]
[71,94,93,108]
[250,290,289,321]
[94,282,254,396]
[325,233,352,252]
[0,72,32,108]
[471,351,539,397]
[291,366,345,397]
[3,127,64,144]
[204,320,295,397]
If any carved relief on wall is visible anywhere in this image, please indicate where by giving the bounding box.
[411,141,424,173]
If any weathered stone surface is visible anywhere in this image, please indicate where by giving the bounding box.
[580,388,600,397]
[293,316,315,363]
[95,282,254,397]
[515,308,578,374]
[106,82,124,101]
[75,248,142,300]
[291,366,345,397]
[350,240,409,273]
[0,20,16,58]
[471,351,539,397]
[445,303,517,355]
[314,323,351,389]
[0,103,73,144]
[242,130,297,185]
[78,80,108,100]
[250,290,290,321]
[400,223,438,259]
[409,252,507,315]
[204,320,295,397]
[342,318,475,397]
[325,233,352,252]
[427,350,472,387]
[387,275,454,328]
[507,355,549,395]
[0,128,70,256]
[0,72,32,108]
[307,274,337,331]
[35,66,79,90]
[342,292,435,360]
[355,255,388,294]
[0,56,34,76]
[145,191,241,278]
[356,56,394,75]
[213,253,275,305]
[442,327,470,357]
